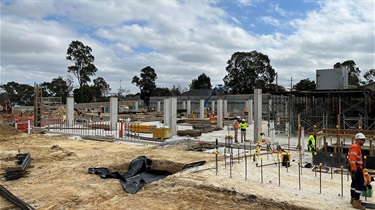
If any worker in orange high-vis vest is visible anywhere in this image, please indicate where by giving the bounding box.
[348,133,366,210]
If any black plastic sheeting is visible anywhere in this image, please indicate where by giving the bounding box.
[88,156,206,194]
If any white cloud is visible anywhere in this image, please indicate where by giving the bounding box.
[260,16,281,26]
[0,0,373,94]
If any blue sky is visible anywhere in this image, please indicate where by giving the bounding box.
[1,0,374,94]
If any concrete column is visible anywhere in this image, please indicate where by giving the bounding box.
[223,100,228,118]
[187,100,191,115]
[211,101,215,114]
[200,99,205,118]
[217,99,223,128]
[169,97,177,135]
[164,98,170,126]
[157,101,161,112]
[182,101,186,109]
[247,99,253,125]
[110,96,118,130]
[66,97,74,127]
[135,101,139,112]
[254,89,262,142]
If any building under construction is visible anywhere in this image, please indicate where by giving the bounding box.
[150,87,375,134]
[151,67,375,135]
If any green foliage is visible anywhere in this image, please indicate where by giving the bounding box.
[363,69,375,84]
[293,78,316,92]
[66,40,98,101]
[152,85,186,97]
[333,60,361,87]
[170,85,186,96]
[263,84,286,92]
[132,66,158,106]
[190,73,212,90]
[154,87,172,96]
[71,77,110,103]
[92,77,110,101]
[40,76,71,102]
[0,81,34,104]
[73,85,92,103]
[223,51,276,94]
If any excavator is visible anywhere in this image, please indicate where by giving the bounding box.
[204,84,224,108]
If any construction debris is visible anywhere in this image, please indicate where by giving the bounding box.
[0,184,35,210]
[3,153,32,181]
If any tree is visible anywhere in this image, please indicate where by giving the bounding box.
[91,77,110,102]
[363,69,375,84]
[170,84,187,96]
[0,81,34,104]
[293,78,316,92]
[223,51,276,94]
[154,87,172,96]
[189,73,212,90]
[333,60,360,87]
[73,85,91,103]
[132,66,157,106]
[40,76,71,102]
[263,84,286,92]
[66,40,98,101]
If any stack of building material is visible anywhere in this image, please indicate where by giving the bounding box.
[185,119,211,125]
[177,129,202,137]
[91,123,110,130]
[153,128,172,139]
[3,153,31,181]
[130,124,157,133]
[0,184,35,210]
[192,124,212,133]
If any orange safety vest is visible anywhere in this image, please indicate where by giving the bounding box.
[234,121,239,129]
[348,141,364,171]
[363,168,371,185]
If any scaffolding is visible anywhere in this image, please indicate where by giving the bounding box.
[269,89,375,134]
[34,83,62,127]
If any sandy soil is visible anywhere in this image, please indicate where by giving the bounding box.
[0,124,371,210]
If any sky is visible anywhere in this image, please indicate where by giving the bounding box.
[1,0,374,94]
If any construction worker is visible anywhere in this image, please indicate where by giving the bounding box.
[62,115,66,125]
[239,119,248,143]
[348,133,366,209]
[233,116,240,143]
[307,134,316,153]
[260,132,272,151]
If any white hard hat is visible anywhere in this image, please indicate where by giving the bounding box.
[355,133,366,140]
[237,116,241,119]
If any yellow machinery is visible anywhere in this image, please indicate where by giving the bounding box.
[253,134,278,166]
[280,152,291,167]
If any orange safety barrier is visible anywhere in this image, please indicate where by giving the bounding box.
[119,121,123,137]
[17,122,28,132]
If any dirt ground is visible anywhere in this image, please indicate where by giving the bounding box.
[0,124,319,210]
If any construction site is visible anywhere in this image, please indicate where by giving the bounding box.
[1,69,375,209]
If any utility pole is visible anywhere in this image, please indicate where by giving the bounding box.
[119,80,122,97]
